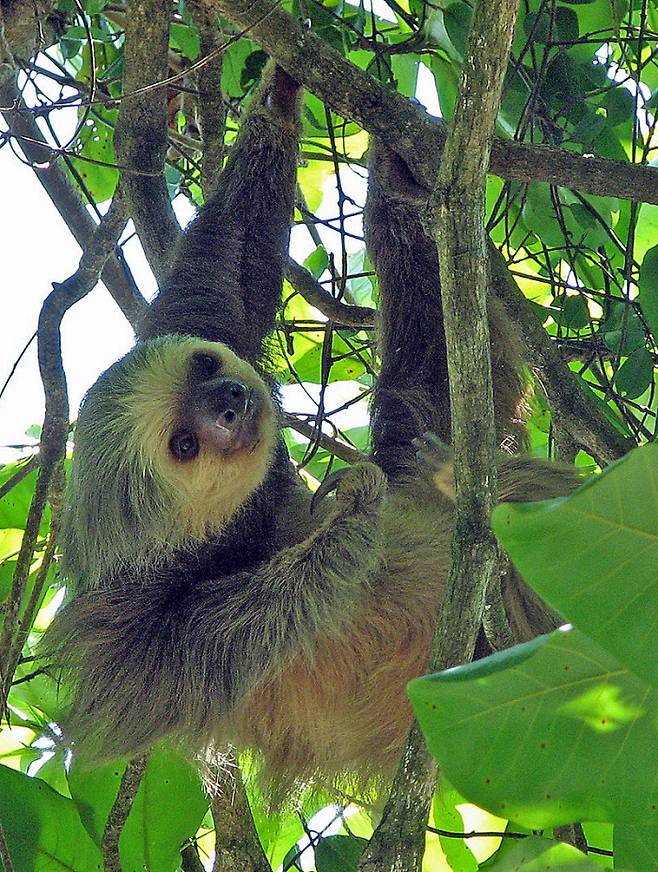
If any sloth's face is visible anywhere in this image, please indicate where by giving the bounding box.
[124,337,278,537]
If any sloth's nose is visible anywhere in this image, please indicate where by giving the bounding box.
[208,379,249,425]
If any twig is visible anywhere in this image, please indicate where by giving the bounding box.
[284,415,368,464]
[361,1,520,869]
[114,0,180,283]
[102,756,148,871]
[0,456,39,501]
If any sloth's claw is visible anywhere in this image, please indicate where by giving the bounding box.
[413,432,455,500]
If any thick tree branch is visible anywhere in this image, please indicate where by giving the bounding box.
[204,0,658,205]
[209,755,271,872]
[186,0,227,199]
[0,72,147,327]
[361,2,519,869]
[114,0,180,283]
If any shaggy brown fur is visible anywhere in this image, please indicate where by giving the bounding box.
[365,140,529,477]
[50,62,581,794]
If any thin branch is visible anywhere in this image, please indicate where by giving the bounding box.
[284,415,368,464]
[0,73,146,328]
[0,456,38,501]
[114,0,180,283]
[203,0,658,205]
[102,756,148,871]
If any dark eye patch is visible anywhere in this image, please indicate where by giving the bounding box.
[191,352,221,379]
[169,430,200,462]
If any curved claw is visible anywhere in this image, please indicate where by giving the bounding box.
[310,469,345,515]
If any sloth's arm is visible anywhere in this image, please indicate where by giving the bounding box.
[53,463,386,759]
[139,66,302,363]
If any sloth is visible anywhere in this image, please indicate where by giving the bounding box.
[50,62,580,791]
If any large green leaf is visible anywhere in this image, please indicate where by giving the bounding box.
[68,748,208,872]
[0,764,102,871]
[409,628,658,830]
[492,445,658,686]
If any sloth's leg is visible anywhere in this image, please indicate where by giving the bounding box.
[364,142,527,480]
[140,65,302,363]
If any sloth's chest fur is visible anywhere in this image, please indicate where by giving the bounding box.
[226,485,454,791]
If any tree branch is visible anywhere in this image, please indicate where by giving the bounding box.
[283,414,368,464]
[0,72,147,328]
[102,756,148,871]
[114,0,180,283]
[0,191,129,711]
[488,249,632,464]
[285,258,375,328]
[203,0,658,205]
[361,1,520,868]
[186,0,227,199]
[209,754,271,872]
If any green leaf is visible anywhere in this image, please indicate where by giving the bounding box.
[614,347,654,399]
[493,445,658,686]
[315,834,368,871]
[169,22,200,61]
[0,765,102,871]
[602,87,635,126]
[523,12,550,43]
[638,244,658,343]
[68,749,208,871]
[614,823,658,871]
[304,245,329,279]
[0,458,49,534]
[602,304,644,355]
[555,7,579,41]
[522,183,563,247]
[409,627,658,829]
[486,835,606,870]
[555,294,589,330]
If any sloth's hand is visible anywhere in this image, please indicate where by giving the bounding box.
[311,462,387,514]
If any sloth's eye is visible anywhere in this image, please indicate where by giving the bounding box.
[192,352,220,379]
[169,430,200,462]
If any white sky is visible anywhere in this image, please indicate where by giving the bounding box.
[0,58,440,462]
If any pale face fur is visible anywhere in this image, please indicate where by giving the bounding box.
[122,337,278,540]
